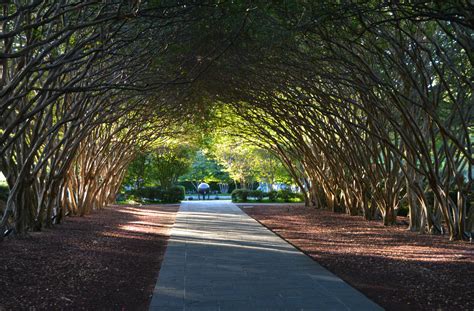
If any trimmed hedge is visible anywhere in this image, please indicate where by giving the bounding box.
[231,189,264,201]
[162,185,185,203]
[277,189,304,201]
[135,186,162,201]
[231,188,303,203]
[125,185,185,203]
[276,189,292,201]
[231,189,249,201]
[251,190,264,201]
[268,190,278,201]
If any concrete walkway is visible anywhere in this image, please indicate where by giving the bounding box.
[149,201,382,311]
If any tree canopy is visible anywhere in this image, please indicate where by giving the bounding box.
[0,1,472,242]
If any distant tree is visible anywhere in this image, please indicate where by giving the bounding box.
[180,150,230,191]
[252,149,293,186]
[123,154,149,190]
[150,146,194,189]
[122,144,194,190]
[212,136,292,190]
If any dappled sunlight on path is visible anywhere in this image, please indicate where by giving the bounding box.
[149,201,382,310]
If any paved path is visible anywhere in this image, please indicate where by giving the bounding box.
[149,201,382,311]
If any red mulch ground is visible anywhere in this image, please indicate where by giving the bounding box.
[242,204,474,311]
[0,204,178,311]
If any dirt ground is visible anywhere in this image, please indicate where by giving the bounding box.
[0,204,178,311]
[242,204,474,311]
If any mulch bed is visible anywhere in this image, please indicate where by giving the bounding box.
[242,204,474,311]
[0,204,179,311]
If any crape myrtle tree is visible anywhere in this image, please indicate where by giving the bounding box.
[0,1,248,238]
[62,113,170,218]
[198,1,472,240]
[0,0,471,243]
[1,1,148,236]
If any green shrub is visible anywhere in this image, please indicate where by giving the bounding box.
[128,185,184,203]
[231,189,249,202]
[116,193,126,202]
[249,190,264,201]
[230,189,237,201]
[162,185,185,203]
[231,188,304,203]
[135,186,162,201]
[127,194,141,203]
[268,190,278,201]
[277,189,293,201]
[293,192,305,201]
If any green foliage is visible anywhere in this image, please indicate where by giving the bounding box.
[250,190,264,201]
[214,137,260,187]
[231,189,249,202]
[268,190,278,201]
[211,134,292,188]
[180,150,230,187]
[161,186,185,203]
[126,195,141,204]
[123,145,194,190]
[135,186,162,201]
[115,193,141,205]
[151,146,194,189]
[125,185,185,203]
[122,153,152,189]
[276,189,293,201]
[231,188,302,203]
[277,189,304,202]
[232,189,266,201]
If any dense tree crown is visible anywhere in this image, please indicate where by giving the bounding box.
[0,1,472,243]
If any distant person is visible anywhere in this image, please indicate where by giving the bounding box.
[197,182,210,200]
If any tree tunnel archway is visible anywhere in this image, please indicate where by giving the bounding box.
[0,1,472,241]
